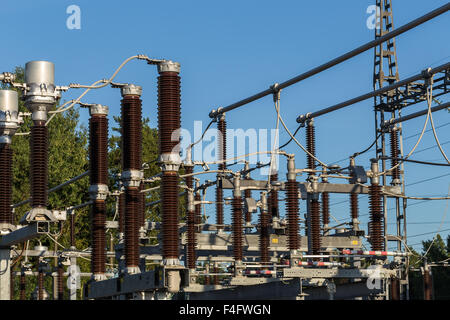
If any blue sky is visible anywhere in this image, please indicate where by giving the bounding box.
[1,0,449,253]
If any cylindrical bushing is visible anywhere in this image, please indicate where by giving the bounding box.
[30,121,48,208]
[91,200,107,275]
[0,143,13,224]
[285,180,300,250]
[25,61,55,86]
[232,197,243,262]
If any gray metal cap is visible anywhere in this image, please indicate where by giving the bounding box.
[120,84,142,97]
[25,61,55,87]
[0,90,20,140]
[157,60,180,74]
[89,104,109,116]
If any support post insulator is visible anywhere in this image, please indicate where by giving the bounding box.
[158,63,181,264]
[390,129,400,182]
[259,208,270,264]
[91,200,107,275]
[124,187,140,268]
[350,193,359,220]
[195,193,202,232]
[369,184,384,251]
[232,197,243,261]
[423,267,433,300]
[306,120,316,172]
[216,117,226,230]
[286,180,300,250]
[269,173,279,218]
[20,271,26,300]
[161,173,179,261]
[0,144,13,224]
[30,121,48,208]
[89,112,108,277]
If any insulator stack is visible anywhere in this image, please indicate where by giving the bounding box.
[158,71,181,154]
[57,264,64,300]
[118,192,125,234]
[244,189,252,223]
[285,180,300,250]
[213,266,219,285]
[310,199,321,256]
[321,192,330,227]
[124,187,140,268]
[20,271,26,300]
[195,193,202,231]
[30,121,48,208]
[121,85,143,273]
[306,120,316,172]
[186,208,196,269]
[38,268,44,300]
[161,173,179,260]
[259,209,270,264]
[216,116,227,230]
[390,129,400,183]
[158,63,182,264]
[369,184,384,251]
[91,200,107,275]
[0,144,13,224]
[350,193,359,220]
[89,108,108,278]
[232,197,243,261]
[185,166,196,269]
[89,115,108,185]
[269,174,279,218]
[217,116,227,171]
[121,96,142,171]
[390,277,400,300]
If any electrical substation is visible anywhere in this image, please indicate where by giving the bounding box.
[0,1,449,300]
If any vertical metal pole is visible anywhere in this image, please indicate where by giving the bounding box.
[0,249,11,300]
[69,256,77,300]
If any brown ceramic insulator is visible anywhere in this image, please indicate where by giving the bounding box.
[244,189,252,223]
[350,193,359,220]
[232,197,243,261]
[369,184,384,251]
[213,266,219,285]
[205,272,210,285]
[390,130,400,182]
[118,192,125,234]
[20,272,26,300]
[186,209,196,269]
[30,121,48,208]
[423,269,433,300]
[259,209,270,264]
[91,200,106,275]
[125,187,140,267]
[269,173,279,218]
[38,268,44,300]
[306,122,316,172]
[215,183,224,230]
[321,192,330,227]
[185,166,193,189]
[217,118,227,171]
[285,180,300,250]
[121,95,142,171]
[161,172,179,260]
[310,199,321,256]
[89,115,108,185]
[195,193,202,232]
[158,72,181,154]
[390,277,400,300]
[0,144,13,224]
[57,265,64,300]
